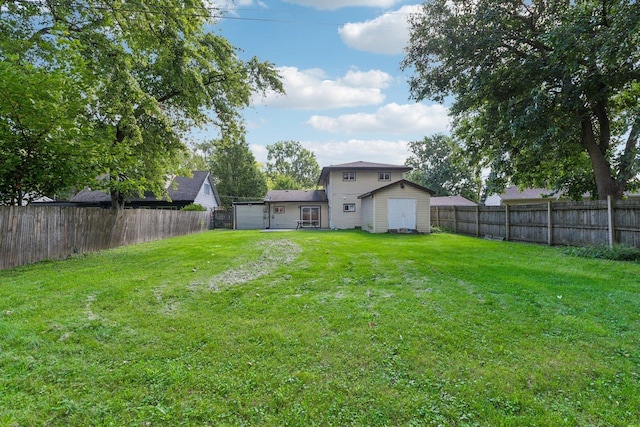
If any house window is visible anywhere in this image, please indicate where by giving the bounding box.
[343,203,356,212]
[204,183,211,195]
[342,172,356,181]
[274,206,285,214]
[378,172,391,181]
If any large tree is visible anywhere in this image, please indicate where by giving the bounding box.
[405,134,482,202]
[0,62,94,205]
[208,133,268,208]
[1,0,282,208]
[265,141,320,190]
[403,0,640,200]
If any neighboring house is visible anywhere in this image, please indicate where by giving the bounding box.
[484,186,567,206]
[236,160,435,233]
[70,171,221,211]
[264,189,329,229]
[431,195,477,207]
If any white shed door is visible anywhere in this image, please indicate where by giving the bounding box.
[236,204,266,230]
[388,198,417,230]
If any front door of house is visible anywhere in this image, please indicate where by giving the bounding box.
[300,206,320,227]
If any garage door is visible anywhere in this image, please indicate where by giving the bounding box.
[388,198,417,230]
[235,204,267,230]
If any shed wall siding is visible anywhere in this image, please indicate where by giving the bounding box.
[360,197,375,232]
[372,186,431,233]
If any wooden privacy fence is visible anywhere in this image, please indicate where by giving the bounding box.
[431,198,640,248]
[0,206,210,270]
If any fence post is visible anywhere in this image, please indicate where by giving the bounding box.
[453,206,457,233]
[608,195,614,248]
[547,201,553,246]
[476,205,480,237]
[505,204,510,241]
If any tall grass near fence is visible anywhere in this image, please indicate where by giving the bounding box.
[432,199,640,248]
[0,206,209,270]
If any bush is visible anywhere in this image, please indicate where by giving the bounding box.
[181,203,207,211]
[564,244,640,262]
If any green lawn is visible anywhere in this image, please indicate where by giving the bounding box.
[1,230,639,426]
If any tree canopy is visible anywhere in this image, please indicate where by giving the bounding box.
[0,0,282,207]
[265,141,320,190]
[208,134,267,209]
[403,0,640,200]
[405,134,482,202]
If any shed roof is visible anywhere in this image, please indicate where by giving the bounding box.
[431,195,477,206]
[265,189,328,203]
[358,179,435,199]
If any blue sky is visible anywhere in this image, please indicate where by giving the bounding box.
[201,0,451,167]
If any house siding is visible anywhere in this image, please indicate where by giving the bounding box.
[267,202,329,229]
[327,169,405,229]
[193,182,218,211]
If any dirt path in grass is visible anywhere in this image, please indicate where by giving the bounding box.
[205,239,302,291]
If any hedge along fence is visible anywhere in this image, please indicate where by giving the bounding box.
[0,206,210,270]
[431,198,640,249]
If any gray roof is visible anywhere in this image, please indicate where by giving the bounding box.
[431,195,477,206]
[265,189,327,203]
[358,179,435,199]
[71,171,219,205]
[318,161,412,185]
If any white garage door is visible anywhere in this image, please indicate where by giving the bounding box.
[235,204,267,230]
[388,198,417,230]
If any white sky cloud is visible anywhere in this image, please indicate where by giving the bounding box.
[338,4,421,55]
[282,0,402,10]
[254,66,391,109]
[307,102,450,135]
[251,139,411,168]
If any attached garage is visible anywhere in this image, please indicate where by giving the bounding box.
[358,180,434,233]
[233,202,267,230]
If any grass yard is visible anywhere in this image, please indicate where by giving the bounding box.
[1,230,639,426]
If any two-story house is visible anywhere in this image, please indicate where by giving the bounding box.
[239,161,434,233]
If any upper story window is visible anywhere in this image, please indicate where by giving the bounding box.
[204,182,211,195]
[378,172,391,181]
[342,172,356,181]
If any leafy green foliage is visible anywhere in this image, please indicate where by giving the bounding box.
[564,244,640,262]
[0,62,94,205]
[1,231,639,425]
[208,133,267,208]
[405,134,482,202]
[403,0,640,200]
[265,141,321,190]
[0,1,283,208]
[181,203,207,212]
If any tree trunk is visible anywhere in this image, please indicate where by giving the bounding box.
[110,188,125,210]
[581,117,623,200]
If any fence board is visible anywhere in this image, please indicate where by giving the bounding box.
[431,200,640,248]
[0,207,210,270]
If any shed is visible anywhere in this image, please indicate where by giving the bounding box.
[358,179,435,233]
